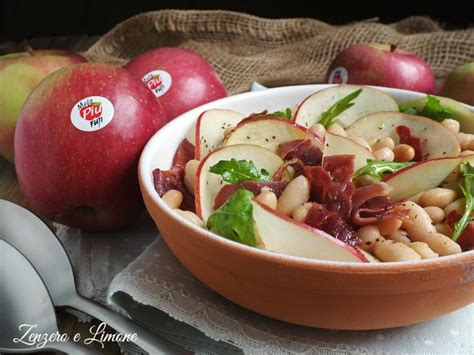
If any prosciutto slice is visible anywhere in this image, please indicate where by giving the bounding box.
[351,183,408,225]
[153,139,196,211]
[278,139,322,166]
[305,155,355,221]
[396,125,423,161]
[304,203,358,246]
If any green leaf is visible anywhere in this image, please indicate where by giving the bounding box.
[319,88,363,128]
[253,108,292,120]
[452,163,474,241]
[353,159,413,181]
[400,95,454,122]
[207,189,257,246]
[209,158,271,184]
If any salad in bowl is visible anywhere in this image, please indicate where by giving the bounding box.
[152,84,474,264]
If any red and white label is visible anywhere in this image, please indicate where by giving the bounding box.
[142,70,172,97]
[328,67,348,84]
[70,96,114,132]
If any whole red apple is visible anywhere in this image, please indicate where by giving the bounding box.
[0,49,86,162]
[326,44,436,94]
[439,62,474,105]
[14,63,167,231]
[124,47,227,120]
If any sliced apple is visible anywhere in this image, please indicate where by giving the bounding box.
[251,200,367,262]
[384,157,461,201]
[293,85,399,129]
[196,144,283,220]
[402,95,474,134]
[323,133,375,171]
[347,112,461,159]
[222,117,323,153]
[441,154,474,191]
[195,109,246,160]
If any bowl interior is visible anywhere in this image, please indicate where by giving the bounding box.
[139,84,474,268]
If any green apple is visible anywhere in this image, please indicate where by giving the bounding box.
[439,62,474,106]
[0,49,86,162]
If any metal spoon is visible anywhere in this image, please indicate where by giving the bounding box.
[0,239,96,354]
[0,199,190,354]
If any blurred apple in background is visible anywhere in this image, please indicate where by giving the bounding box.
[326,43,436,94]
[15,63,167,231]
[125,47,227,120]
[439,62,474,105]
[0,49,86,162]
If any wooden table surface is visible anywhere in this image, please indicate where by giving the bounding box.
[0,36,124,354]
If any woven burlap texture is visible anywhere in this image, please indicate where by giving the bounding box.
[86,10,474,94]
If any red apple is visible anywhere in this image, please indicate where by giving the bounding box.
[124,47,227,120]
[326,44,436,94]
[439,62,474,105]
[0,49,86,162]
[14,63,167,231]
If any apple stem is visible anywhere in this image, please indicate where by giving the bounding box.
[25,45,35,56]
[390,44,397,52]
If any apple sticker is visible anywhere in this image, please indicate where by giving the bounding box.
[141,70,172,97]
[328,67,348,84]
[70,96,114,132]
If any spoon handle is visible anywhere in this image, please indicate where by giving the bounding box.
[50,340,100,354]
[70,295,191,354]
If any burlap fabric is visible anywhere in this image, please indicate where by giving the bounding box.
[85,10,474,94]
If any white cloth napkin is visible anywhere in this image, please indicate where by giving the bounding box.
[55,221,474,354]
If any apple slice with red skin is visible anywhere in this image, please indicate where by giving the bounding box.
[323,133,375,171]
[347,112,461,159]
[195,109,246,160]
[196,144,283,220]
[293,85,399,129]
[222,117,323,153]
[402,95,474,134]
[251,200,368,262]
[384,157,461,201]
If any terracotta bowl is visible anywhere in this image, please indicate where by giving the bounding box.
[139,85,474,330]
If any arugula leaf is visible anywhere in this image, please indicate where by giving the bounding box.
[253,108,292,120]
[353,159,413,181]
[400,95,454,122]
[319,88,363,128]
[452,163,474,242]
[207,189,256,246]
[209,158,271,184]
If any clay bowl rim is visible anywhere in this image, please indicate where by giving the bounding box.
[139,84,474,275]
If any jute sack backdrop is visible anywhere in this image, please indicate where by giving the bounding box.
[86,10,474,95]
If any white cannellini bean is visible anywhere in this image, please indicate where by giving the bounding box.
[292,202,313,223]
[386,229,411,244]
[255,188,278,210]
[162,189,183,209]
[174,209,204,227]
[457,132,474,150]
[442,119,460,133]
[423,206,445,224]
[357,225,382,252]
[444,198,465,217]
[408,242,439,259]
[401,201,461,256]
[277,175,310,216]
[376,218,402,236]
[373,147,394,161]
[371,137,395,151]
[184,159,200,195]
[419,188,458,208]
[373,239,422,262]
[435,223,452,236]
[393,144,415,162]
